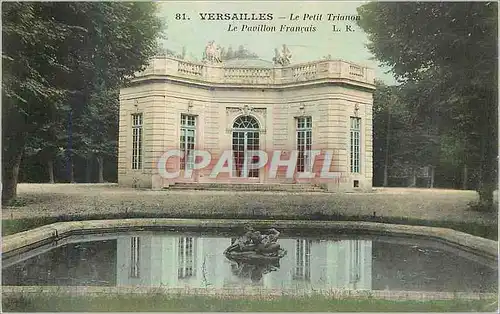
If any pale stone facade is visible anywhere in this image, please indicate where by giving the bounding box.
[118,50,375,192]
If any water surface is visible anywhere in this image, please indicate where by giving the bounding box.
[2,231,497,293]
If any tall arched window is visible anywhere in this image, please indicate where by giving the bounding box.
[233,115,260,129]
[232,115,260,178]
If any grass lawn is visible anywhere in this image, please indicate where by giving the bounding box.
[2,294,498,312]
[2,184,497,239]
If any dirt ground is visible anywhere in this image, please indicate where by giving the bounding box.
[2,184,497,225]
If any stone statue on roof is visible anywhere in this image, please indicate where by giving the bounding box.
[273,44,292,66]
[203,40,222,64]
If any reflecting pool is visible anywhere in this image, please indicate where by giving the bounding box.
[2,231,497,293]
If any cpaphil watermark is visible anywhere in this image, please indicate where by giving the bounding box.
[156,149,344,181]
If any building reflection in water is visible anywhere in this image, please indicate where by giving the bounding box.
[3,233,496,292]
[130,237,140,278]
[116,235,372,290]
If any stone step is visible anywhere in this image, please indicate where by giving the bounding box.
[166,183,326,192]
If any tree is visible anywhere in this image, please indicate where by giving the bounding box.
[373,80,441,188]
[74,86,119,183]
[357,2,498,210]
[220,45,259,60]
[2,2,164,203]
[372,80,399,186]
[2,3,72,201]
[24,110,67,183]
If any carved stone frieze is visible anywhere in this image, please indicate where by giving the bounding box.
[354,103,360,117]
[226,105,266,117]
[298,103,306,116]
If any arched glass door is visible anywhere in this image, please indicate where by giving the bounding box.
[232,116,260,178]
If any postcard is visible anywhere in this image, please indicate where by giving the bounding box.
[1,1,498,313]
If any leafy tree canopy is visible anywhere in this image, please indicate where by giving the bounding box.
[2,2,164,202]
[357,2,497,209]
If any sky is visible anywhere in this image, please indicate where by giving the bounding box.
[158,1,396,84]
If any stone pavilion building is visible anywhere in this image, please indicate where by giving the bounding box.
[118,43,375,192]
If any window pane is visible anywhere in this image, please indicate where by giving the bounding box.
[178,237,195,279]
[180,115,196,170]
[132,114,143,169]
[296,117,312,173]
[350,117,361,173]
[130,237,140,278]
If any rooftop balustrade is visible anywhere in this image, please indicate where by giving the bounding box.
[133,56,375,87]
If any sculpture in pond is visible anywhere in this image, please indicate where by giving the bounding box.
[224,225,286,283]
[224,225,287,262]
[229,258,280,283]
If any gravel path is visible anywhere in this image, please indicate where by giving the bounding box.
[2,184,497,225]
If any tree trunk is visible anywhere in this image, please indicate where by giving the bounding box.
[383,104,392,187]
[47,158,55,183]
[476,91,497,211]
[409,168,417,187]
[67,109,75,183]
[462,164,468,190]
[68,157,75,183]
[2,105,27,204]
[429,166,435,188]
[86,156,93,183]
[97,155,104,183]
[2,142,25,204]
[477,133,495,210]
